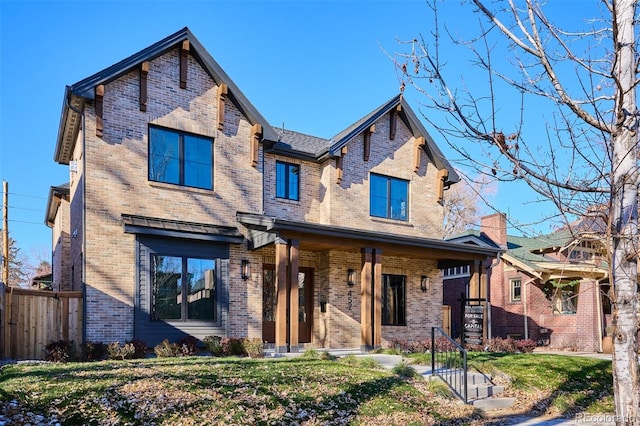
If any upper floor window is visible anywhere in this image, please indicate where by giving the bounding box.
[149,126,213,190]
[370,173,408,221]
[276,161,300,201]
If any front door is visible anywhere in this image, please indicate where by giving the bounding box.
[262,266,314,344]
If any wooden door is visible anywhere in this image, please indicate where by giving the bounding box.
[262,266,313,344]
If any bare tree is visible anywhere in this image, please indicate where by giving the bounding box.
[395,0,638,422]
[443,172,496,238]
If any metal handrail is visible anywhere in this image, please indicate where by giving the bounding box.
[431,327,468,403]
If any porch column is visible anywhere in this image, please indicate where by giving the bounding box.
[289,240,300,353]
[274,239,289,353]
[372,249,383,349]
[360,248,373,351]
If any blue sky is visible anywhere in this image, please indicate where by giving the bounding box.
[0,0,590,263]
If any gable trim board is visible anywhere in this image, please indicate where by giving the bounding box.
[54,27,279,165]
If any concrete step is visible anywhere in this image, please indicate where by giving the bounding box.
[472,397,516,410]
[468,384,505,400]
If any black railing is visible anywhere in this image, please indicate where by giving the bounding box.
[431,327,468,403]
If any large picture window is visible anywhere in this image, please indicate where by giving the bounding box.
[276,161,300,201]
[149,126,213,190]
[382,274,406,325]
[370,174,408,220]
[543,281,579,315]
[151,255,216,321]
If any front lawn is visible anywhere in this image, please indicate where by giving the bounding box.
[468,352,613,416]
[1,356,479,425]
[0,352,614,424]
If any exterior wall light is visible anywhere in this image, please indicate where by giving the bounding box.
[241,259,251,281]
[420,275,429,292]
[347,269,356,287]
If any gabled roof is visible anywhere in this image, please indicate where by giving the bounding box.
[54,27,279,164]
[45,183,70,227]
[54,28,458,187]
[450,225,608,278]
[267,95,459,185]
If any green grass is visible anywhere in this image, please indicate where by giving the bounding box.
[467,352,614,415]
[0,356,477,425]
[0,353,614,424]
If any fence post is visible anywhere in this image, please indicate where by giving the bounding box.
[0,282,4,359]
[431,326,435,374]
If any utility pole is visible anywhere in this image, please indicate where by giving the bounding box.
[2,181,8,285]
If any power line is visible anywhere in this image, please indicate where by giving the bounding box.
[8,205,43,213]
[7,192,47,200]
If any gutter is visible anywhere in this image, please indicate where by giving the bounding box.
[64,92,87,346]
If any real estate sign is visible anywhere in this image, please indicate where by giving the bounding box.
[463,305,484,345]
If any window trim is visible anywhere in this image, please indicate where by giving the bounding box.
[148,125,214,190]
[275,161,300,201]
[510,278,522,302]
[369,173,409,221]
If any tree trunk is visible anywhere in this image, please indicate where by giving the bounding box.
[611,1,639,424]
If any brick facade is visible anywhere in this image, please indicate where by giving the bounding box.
[51,28,498,350]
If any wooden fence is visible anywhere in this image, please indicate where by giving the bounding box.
[1,283,83,360]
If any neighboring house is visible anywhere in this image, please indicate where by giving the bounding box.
[45,183,71,292]
[47,27,501,352]
[444,212,610,352]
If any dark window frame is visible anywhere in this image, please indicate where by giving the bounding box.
[276,161,300,201]
[369,173,409,221]
[382,274,406,326]
[150,253,218,323]
[148,125,214,190]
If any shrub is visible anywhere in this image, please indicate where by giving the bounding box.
[82,341,107,361]
[301,348,335,360]
[126,339,147,359]
[203,335,223,356]
[45,340,76,363]
[392,361,418,379]
[154,339,181,358]
[243,338,264,358]
[107,342,136,360]
[177,336,199,356]
[221,337,245,356]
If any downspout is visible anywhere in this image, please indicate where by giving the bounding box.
[65,92,86,346]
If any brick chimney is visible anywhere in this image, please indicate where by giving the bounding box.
[481,213,507,248]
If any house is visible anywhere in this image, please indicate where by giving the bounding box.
[444,212,610,352]
[47,27,501,352]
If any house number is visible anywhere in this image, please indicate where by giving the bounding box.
[347,290,353,311]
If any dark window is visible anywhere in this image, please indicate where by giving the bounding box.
[382,274,406,325]
[370,174,408,220]
[151,255,216,321]
[276,161,300,200]
[149,126,213,190]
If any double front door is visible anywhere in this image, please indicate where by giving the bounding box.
[262,266,314,343]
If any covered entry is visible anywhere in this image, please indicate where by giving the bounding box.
[238,213,501,353]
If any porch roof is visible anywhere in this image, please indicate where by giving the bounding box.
[237,212,502,261]
[122,214,244,243]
